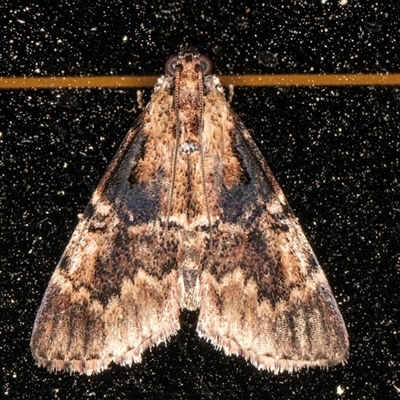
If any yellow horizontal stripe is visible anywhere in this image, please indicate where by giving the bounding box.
[222,74,400,86]
[0,76,157,89]
[0,74,399,89]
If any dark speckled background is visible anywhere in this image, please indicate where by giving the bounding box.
[2,1,400,399]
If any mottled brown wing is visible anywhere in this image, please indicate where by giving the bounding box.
[30,121,181,375]
[197,114,349,373]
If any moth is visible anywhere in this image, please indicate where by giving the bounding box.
[31,48,349,375]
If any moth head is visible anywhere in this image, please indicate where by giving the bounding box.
[164,52,213,76]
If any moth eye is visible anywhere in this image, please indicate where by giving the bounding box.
[198,55,213,75]
[164,54,179,76]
